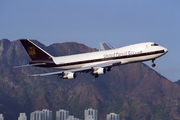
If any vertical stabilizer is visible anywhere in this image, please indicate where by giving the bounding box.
[20,39,53,60]
[99,42,114,51]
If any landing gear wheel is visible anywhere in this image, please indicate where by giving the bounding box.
[152,59,156,67]
[107,67,111,72]
[152,64,156,67]
[94,74,99,78]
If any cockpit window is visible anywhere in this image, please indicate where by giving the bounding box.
[151,43,159,46]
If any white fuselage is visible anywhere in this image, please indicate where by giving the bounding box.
[51,42,168,70]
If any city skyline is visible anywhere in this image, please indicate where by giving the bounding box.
[0,108,120,120]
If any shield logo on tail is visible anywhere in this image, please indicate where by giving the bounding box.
[27,46,36,58]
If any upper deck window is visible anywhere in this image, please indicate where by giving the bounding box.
[151,43,159,46]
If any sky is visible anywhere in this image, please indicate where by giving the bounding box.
[0,0,180,81]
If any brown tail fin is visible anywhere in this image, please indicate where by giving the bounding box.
[20,39,53,60]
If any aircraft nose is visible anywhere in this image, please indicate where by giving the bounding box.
[164,48,168,53]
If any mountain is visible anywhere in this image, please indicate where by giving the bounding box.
[175,80,180,86]
[0,39,180,120]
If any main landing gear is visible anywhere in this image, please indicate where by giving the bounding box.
[94,74,99,78]
[107,67,111,72]
[152,59,156,67]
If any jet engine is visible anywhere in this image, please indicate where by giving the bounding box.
[92,68,106,75]
[61,72,76,79]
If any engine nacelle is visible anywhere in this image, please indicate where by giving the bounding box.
[61,72,76,79]
[92,68,106,75]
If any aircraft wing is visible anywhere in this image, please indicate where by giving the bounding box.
[93,60,121,68]
[99,42,114,51]
[31,60,121,77]
[31,67,92,77]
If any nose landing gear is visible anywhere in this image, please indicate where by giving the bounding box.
[152,59,156,67]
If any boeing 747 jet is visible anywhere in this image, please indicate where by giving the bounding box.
[15,39,168,79]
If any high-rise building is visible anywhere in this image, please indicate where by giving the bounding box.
[66,115,81,120]
[67,115,74,120]
[56,109,69,120]
[30,110,44,120]
[30,109,52,120]
[0,114,4,120]
[85,115,94,120]
[18,113,27,120]
[66,115,80,120]
[107,113,120,120]
[84,108,98,120]
[43,109,52,120]
[74,118,81,120]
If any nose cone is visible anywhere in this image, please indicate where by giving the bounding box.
[164,47,168,53]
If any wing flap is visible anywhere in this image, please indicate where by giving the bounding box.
[31,71,64,76]
[31,66,92,77]
[93,60,121,68]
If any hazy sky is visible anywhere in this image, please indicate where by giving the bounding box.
[0,0,180,81]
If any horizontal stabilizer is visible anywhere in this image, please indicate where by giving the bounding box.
[14,63,46,68]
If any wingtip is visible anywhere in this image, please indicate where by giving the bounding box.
[30,74,40,77]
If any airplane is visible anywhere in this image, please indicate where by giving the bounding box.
[15,39,168,79]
